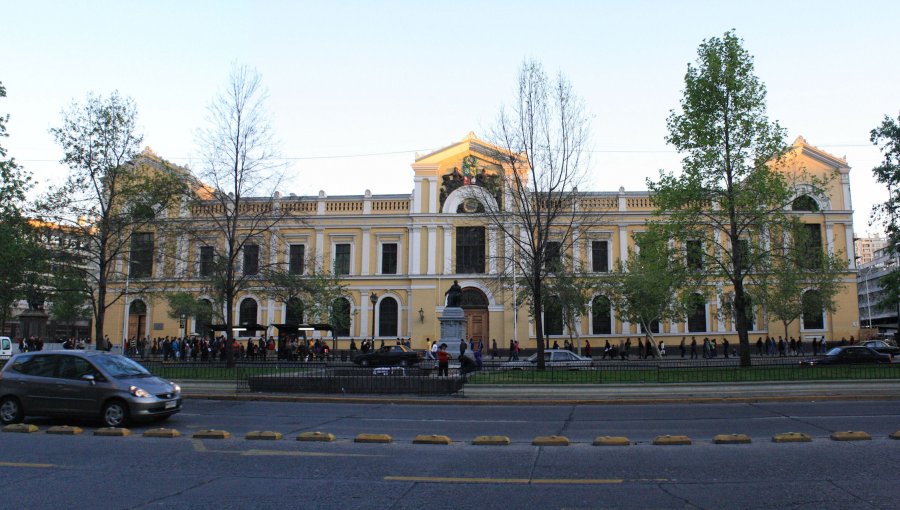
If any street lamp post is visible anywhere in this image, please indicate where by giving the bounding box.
[369,292,378,349]
[863,266,875,329]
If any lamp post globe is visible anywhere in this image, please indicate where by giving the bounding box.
[369,292,378,347]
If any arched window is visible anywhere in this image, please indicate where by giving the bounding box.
[802,290,825,329]
[792,195,819,212]
[331,298,351,337]
[543,296,563,336]
[239,298,258,337]
[285,297,304,325]
[378,297,398,337]
[129,300,147,315]
[592,296,612,335]
[460,288,488,308]
[687,294,707,333]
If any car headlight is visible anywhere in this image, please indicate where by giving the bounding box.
[173,384,181,394]
[129,386,152,398]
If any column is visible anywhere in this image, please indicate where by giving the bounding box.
[844,223,856,269]
[618,228,628,270]
[443,227,453,275]
[488,227,497,274]
[315,229,325,267]
[427,226,437,275]
[429,178,438,214]
[825,224,835,255]
[409,227,421,275]
[361,228,370,276]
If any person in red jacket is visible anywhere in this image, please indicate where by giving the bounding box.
[436,343,450,377]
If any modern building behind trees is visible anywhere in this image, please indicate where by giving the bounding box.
[101,134,860,349]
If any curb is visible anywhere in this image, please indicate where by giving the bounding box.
[472,435,511,446]
[192,429,231,439]
[713,433,751,444]
[830,431,871,441]
[2,423,39,433]
[593,436,630,446]
[653,435,692,445]
[95,427,131,437]
[532,435,570,446]
[891,430,900,440]
[355,433,392,444]
[143,428,181,438]
[47,425,83,435]
[413,434,452,445]
[297,431,335,442]
[246,431,282,440]
[772,432,811,443]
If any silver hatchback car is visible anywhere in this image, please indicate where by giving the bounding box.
[0,351,182,427]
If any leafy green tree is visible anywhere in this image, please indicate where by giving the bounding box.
[42,92,187,349]
[265,259,348,347]
[543,262,596,355]
[0,81,35,333]
[648,30,825,366]
[601,227,693,355]
[755,222,847,340]
[870,113,900,308]
[164,292,214,337]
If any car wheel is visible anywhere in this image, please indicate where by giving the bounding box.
[360,359,369,367]
[0,397,23,424]
[399,359,409,367]
[102,399,130,428]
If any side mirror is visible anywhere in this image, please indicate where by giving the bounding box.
[81,374,95,384]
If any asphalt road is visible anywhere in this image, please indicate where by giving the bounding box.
[2,399,899,509]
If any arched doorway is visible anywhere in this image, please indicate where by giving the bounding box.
[461,288,488,345]
[127,300,147,340]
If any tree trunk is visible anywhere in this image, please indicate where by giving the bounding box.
[733,283,751,367]
[532,276,545,370]
[225,288,235,367]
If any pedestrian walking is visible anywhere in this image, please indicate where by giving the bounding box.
[437,344,449,377]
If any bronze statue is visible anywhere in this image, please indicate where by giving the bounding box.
[445,280,462,307]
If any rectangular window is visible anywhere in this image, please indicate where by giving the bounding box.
[334,243,351,275]
[686,240,703,271]
[736,239,750,273]
[129,233,153,278]
[591,241,609,272]
[199,246,214,277]
[243,244,259,275]
[456,227,485,274]
[289,244,305,275]
[381,243,398,274]
[544,241,562,271]
[801,224,823,269]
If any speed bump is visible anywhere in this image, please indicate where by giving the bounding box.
[355,433,392,444]
[192,429,231,440]
[413,434,452,445]
[472,435,510,446]
[246,431,282,440]
[830,431,871,441]
[47,425,83,435]
[297,431,335,442]
[713,433,751,444]
[772,432,811,443]
[653,435,692,445]
[95,427,130,437]
[532,435,570,446]
[593,436,630,446]
[891,430,900,440]
[143,428,181,438]
[2,424,39,433]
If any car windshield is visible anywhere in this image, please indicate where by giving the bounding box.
[825,348,843,356]
[93,355,151,378]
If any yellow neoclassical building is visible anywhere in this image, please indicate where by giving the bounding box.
[104,133,860,349]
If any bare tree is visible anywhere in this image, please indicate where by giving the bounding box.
[484,59,593,369]
[187,65,284,366]
[43,92,186,350]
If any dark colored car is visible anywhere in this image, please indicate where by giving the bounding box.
[352,345,422,367]
[860,340,900,358]
[800,346,891,366]
[0,351,182,427]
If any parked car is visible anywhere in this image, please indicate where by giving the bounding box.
[799,346,891,366]
[502,349,594,370]
[352,345,422,367]
[860,340,900,358]
[0,336,12,359]
[0,351,182,427]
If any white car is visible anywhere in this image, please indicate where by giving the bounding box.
[502,349,594,370]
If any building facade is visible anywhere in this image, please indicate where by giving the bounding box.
[103,134,861,349]
[855,235,888,266]
[857,247,898,332]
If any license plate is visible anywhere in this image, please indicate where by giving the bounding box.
[165,400,177,409]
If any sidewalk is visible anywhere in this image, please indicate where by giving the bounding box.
[179,379,900,405]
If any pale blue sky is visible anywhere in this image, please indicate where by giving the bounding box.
[2,0,898,233]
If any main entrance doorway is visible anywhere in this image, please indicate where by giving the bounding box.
[461,288,488,345]
[127,300,147,340]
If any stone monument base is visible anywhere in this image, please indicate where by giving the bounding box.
[438,306,467,358]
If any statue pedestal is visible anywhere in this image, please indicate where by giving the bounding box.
[19,309,49,341]
[438,306,467,358]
